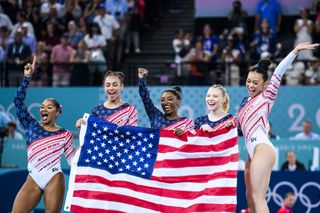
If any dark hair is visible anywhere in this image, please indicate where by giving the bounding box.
[7,121,17,128]
[43,98,62,114]
[163,86,182,100]
[104,71,125,84]
[284,192,295,199]
[249,59,271,81]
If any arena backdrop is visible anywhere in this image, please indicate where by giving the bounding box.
[0,86,320,138]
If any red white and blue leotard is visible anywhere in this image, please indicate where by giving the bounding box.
[14,77,76,190]
[91,102,138,126]
[238,52,297,158]
[139,79,194,130]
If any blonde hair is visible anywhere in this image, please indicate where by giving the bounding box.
[209,84,230,113]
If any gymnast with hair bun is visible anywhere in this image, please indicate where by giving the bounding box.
[12,57,76,212]
[138,68,194,136]
[238,42,319,213]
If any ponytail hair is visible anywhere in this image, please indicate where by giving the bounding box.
[163,86,182,100]
[209,84,230,113]
[249,59,271,81]
[44,98,62,114]
[104,71,125,84]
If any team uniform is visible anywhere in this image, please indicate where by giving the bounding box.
[91,103,138,126]
[14,77,76,190]
[238,52,297,158]
[139,79,194,130]
[194,114,235,131]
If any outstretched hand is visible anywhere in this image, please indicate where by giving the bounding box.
[24,56,36,77]
[293,42,320,54]
[138,68,148,79]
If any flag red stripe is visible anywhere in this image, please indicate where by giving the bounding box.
[150,170,238,183]
[71,205,124,213]
[158,137,238,153]
[72,190,236,213]
[154,153,239,168]
[75,175,236,199]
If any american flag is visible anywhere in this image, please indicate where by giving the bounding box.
[65,114,239,213]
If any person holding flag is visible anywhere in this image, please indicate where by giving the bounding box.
[76,71,138,128]
[12,57,76,212]
[194,84,236,131]
[138,68,194,135]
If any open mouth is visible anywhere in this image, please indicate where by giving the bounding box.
[249,89,255,96]
[163,105,171,111]
[41,112,49,122]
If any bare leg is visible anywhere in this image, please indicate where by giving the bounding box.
[43,172,65,213]
[244,157,254,213]
[12,175,42,213]
[250,144,276,213]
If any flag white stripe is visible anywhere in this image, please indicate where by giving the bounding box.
[73,183,237,206]
[152,162,238,177]
[74,167,237,191]
[156,145,239,160]
[70,197,159,213]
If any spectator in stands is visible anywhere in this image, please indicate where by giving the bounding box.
[294,7,314,60]
[228,0,248,33]
[94,4,119,69]
[281,151,306,171]
[40,0,64,20]
[292,119,320,140]
[66,20,84,49]
[40,22,60,53]
[69,40,90,86]
[304,59,320,84]
[11,11,35,38]
[6,30,32,86]
[311,0,320,44]
[251,19,281,60]
[285,61,305,85]
[83,0,100,24]
[125,0,145,54]
[276,192,296,213]
[255,0,282,33]
[0,26,13,55]
[30,41,49,87]
[172,28,191,64]
[41,7,65,37]
[221,36,240,85]
[201,23,219,62]
[0,111,11,128]
[0,11,13,32]
[62,0,83,25]
[84,23,107,85]
[20,24,37,54]
[24,0,41,39]
[268,122,280,140]
[105,0,129,69]
[186,39,210,85]
[50,33,74,86]
[6,121,23,140]
[78,17,88,35]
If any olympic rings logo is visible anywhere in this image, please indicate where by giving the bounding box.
[266,181,320,213]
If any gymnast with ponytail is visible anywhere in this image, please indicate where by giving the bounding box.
[238,42,319,213]
[194,84,236,132]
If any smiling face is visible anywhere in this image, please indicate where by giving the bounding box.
[39,100,60,124]
[206,87,226,113]
[104,75,123,102]
[246,72,267,98]
[161,92,180,116]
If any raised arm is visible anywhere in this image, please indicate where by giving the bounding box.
[264,43,319,100]
[13,57,38,129]
[138,68,159,119]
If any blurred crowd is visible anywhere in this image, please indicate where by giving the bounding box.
[0,0,167,87]
[173,0,320,85]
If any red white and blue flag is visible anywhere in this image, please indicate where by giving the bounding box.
[65,114,239,213]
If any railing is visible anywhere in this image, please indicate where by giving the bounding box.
[0,59,318,87]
